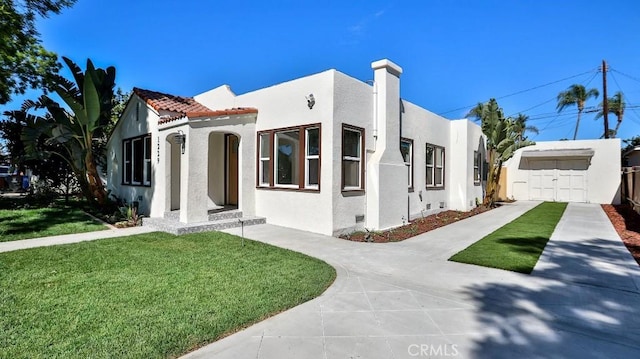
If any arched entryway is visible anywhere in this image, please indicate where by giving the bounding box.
[165,133,182,211]
[208,132,240,208]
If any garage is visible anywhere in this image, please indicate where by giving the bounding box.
[521,149,594,203]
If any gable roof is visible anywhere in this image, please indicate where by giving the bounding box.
[132,87,258,124]
[133,87,216,116]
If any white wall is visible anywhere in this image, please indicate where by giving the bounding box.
[449,119,485,211]
[231,70,336,235]
[504,139,621,204]
[106,97,159,216]
[401,101,451,218]
[332,71,373,234]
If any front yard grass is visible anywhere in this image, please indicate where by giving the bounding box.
[449,202,567,273]
[0,231,336,358]
[0,205,108,242]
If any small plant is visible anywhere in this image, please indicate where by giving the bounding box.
[114,198,144,228]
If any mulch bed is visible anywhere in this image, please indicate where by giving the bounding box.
[340,206,492,243]
[602,204,640,266]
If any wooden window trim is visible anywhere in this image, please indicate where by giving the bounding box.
[256,123,321,192]
[342,124,365,192]
[401,137,414,192]
[305,127,321,190]
[474,151,481,186]
[426,143,445,190]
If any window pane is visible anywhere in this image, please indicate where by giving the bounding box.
[133,139,143,183]
[343,160,360,187]
[261,159,269,184]
[260,133,270,157]
[401,140,411,163]
[436,147,443,166]
[308,158,319,185]
[343,129,360,158]
[426,146,433,165]
[426,167,433,185]
[276,130,299,185]
[435,167,443,185]
[474,168,480,182]
[307,128,319,156]
[144,136,151,160]
[124,141,131,183]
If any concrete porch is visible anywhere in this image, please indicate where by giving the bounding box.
[143,208,266,235]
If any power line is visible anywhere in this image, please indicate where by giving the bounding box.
[610,68,640,84]
[507,69,600,119]
[438,68,599,116]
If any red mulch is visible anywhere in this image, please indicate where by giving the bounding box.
[340,206,492,243]
[601,204,640,266]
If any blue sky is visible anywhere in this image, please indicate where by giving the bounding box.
[5,0,640,143]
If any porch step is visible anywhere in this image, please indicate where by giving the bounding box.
[163,209,242,222]
[143,215,266,235]
[208,209,242,221]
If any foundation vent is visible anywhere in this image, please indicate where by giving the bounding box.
[439,202,446,209]
[355,214,365,223]
[426,203,431,210]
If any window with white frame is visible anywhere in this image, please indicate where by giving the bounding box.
[401,138,413,190]
[342,124,364,190]
[305,127,320,188]
[426,143,444,189]
[474,151,481,184]
[123,134,151,186]
[258,133,270,186]
[257,124,321,190]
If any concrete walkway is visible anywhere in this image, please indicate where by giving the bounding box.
[182,202,640,359]
[0,226,154,253]
[2,201,638,357]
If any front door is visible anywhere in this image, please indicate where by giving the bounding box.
[226,135,239,205]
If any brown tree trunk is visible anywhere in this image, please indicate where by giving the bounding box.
[75,169,93,204]
[483,150,503,208]
[85,151,107,205]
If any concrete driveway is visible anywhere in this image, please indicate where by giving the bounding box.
[183,201,640,359]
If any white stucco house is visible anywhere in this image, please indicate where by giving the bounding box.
[502,139,621,204]
[106,59,486,235]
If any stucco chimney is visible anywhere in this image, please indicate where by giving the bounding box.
[371,59,403,155]
[366,59,407,231]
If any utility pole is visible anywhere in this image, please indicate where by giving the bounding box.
[602,60,610,139]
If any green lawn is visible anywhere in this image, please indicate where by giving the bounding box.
[449,202,567,273]
[0,232,336,358]
[0,206,107,242]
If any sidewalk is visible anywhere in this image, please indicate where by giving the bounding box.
[183,202,640,358]
[0,226,155,253]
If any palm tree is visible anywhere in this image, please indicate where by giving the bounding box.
[512,113,539,143]
[556,84,599,140]
[595,91,625,138]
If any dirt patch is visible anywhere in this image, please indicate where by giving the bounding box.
[340,206,493,243]
[601,204,640,267]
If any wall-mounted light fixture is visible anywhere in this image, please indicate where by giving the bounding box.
[176,130,186,154]
[306,93,315,109]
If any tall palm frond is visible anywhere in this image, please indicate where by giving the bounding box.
[557,84,599,140]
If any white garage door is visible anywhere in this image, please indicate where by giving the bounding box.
[529,159,587,202]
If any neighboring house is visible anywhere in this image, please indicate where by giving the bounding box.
[106,59,486,236]
[502,139,621,204]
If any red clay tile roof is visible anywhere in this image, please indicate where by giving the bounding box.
[133,87,257,125]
